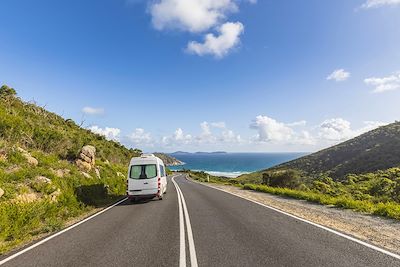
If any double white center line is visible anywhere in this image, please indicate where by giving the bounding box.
[172,176,198,267]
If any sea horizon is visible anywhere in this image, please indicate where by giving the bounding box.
[168,152,307,178]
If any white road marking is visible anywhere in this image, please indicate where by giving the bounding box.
[189,179,400,261]
[172,176,186,267]
[172,175,199,267]
[0,197,128,266]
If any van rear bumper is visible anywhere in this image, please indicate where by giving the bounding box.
[127,194,158,199]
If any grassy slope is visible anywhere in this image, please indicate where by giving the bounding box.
[0,86,143,254]
[217,123,400,220]
[238,122,400,184]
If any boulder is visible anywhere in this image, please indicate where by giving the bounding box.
[81,172,92,179]
[49,189,61,202]
[76,159,92,172]
[0,188,4,198]
[76,145,96,171]
[81,145,96,164]
[15,192,40,203]
[52,168,71,178]
[17,147,38,166]
[35,176,52,184]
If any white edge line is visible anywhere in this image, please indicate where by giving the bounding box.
[188,178,400,261]
[0,197,128,266]
[174,177,199,267]
[172,176,186,267]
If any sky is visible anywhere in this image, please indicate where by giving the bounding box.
[1,0,400,153]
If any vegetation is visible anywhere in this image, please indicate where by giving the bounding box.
[188,167,400,220]
[238,122,400,183]
[0,85,145,254]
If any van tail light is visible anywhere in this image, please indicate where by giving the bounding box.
[126,179,128,194]
[158,177,161,191]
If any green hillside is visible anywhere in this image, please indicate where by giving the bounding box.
[238,122,400,184]
[230,122,400,220]
[0,85,170,254]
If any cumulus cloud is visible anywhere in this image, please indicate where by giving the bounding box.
[162,128,193,146]
[250,115,296,143]
[318,118,354,141]
[127,128,153,145]
[364,72,400,93]
[186,22,244,58]
[318,118,387,141]
[361,0,400,8]
[88,126,121,141]
[149,0,254,57]
[82,106,105,115]
[150,0,238,32]
[326,69,350,82]
[210,121,226,128]
[161,121,241,147]
[249,115,387,146]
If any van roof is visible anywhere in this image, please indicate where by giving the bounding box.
[130,154,164,165]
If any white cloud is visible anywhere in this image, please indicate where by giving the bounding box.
[187,22,244,58]
[250,115,295,142]
[88,126,121,141]
[210,121,226,128]
[364,72,400,93]
[220,130,242,143]
[326,69,350,82]
[82,106,104,115]
[318,118,354,141]
[149,0,254,57]
[127,128,153,145]
[318,118,387,141]
[361,0,400,8]
[150,0,238,33]
[249,116,387,146]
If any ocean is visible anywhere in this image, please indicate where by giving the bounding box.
[168,153,307,177]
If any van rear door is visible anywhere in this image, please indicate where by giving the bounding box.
[129,164,158,194]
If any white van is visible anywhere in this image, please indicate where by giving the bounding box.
[126,154,167,201]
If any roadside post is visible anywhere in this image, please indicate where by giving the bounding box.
[207,175,210,183]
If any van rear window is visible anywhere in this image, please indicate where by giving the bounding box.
[130,164,157,179]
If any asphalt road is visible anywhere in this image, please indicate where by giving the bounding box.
[1,174,400,267]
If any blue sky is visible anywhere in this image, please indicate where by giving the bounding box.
[1,0,400,152]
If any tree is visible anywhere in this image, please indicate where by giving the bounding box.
[0,85,17,97]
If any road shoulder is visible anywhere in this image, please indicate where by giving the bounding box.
[193,180,400,255]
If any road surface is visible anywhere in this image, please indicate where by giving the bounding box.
[1,174,399,266]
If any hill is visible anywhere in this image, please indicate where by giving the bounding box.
[154,153,183,166]
[238,122,400,183]
[0,85,167,254]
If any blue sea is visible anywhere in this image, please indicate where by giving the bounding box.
[168,153,307,177]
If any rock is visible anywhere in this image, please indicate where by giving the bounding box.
[0,150,7,162]
[0,188,4,198]
[17,147,38,166]
[35,176,52,184]
[53,168,71,178]
[49,189,61,202]
[81,145,96,164]
[76,159,92,172]
[79,152,92,164]
[15,192,40,203]
[95,168,101,179]
[76,145,96,171]
[81,172,92,179]
[26,155,38,166]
